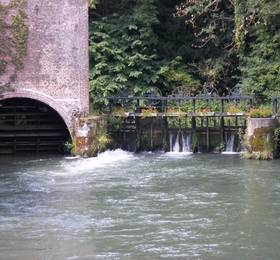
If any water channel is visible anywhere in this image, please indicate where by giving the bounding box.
[0,150,280,259]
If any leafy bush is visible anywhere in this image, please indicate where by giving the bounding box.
[89,1,200,111]
[274,127,280,143]
[242,151,273,160]
[90,134,112,156]
[226,105,242,114]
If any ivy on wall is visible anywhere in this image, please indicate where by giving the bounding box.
[0,0,28,89]
[89,0,98,9]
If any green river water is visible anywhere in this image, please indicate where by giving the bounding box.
[0,150,280,259]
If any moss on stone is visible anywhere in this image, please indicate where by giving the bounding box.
[244,126,276,160]
[73,116,110,157]
[0,0,28,87]
[242,151,274,160]
[249,127,273,152]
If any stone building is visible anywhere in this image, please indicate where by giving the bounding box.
[0,0,89,153]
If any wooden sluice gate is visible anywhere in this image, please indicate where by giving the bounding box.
[107,95,252,153]
[0,98,70,154]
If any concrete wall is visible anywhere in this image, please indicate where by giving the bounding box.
[246,118,277,158]
[247,118,276,138]
[0,0,89,132]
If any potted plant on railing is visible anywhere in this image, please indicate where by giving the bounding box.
[166,106,186,117]
[225,105,244,116]
[248,107,273,118]
[112,106,129,117]
[196,108,215,116]
[141,106,158,117]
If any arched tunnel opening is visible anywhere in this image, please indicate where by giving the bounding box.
[0,98,71,154]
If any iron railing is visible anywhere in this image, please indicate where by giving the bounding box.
[107,95,254,117]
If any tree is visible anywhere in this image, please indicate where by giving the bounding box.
[236,0,280,101]
[89,0,200,109]
[89,0,280,108]
[176,0,238,94]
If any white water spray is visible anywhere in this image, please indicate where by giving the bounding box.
[173,133,180,152]
[59,149,135,175]
[223,133,239,154]
[182,133,192,153]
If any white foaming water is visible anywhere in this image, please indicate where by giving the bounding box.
[64,156,81,160]
[169,132,193,154]
[225,134,235,152]
[222,151,240,154]
[164,152,193,157]
[173,133,180,152]
[182,133,192,153]
[57,149,135,175]
[222,133,239,154]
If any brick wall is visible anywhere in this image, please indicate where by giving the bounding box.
[0,0,89,132]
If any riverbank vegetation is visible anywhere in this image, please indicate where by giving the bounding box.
[89,0,280,111]
[86,0,280,159]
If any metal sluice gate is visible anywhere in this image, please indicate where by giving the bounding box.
[0,98,70,154]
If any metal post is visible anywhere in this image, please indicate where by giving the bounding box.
[220,99,225,148]
[249,98,253,109]
[192,99,196,113]
[109,99,112,113]
[135,117,141,152]
[150,120,153,150]
[220,116,225,147]
[191,116,197,153]
[163,117,169,152]
[206,117,210,151]
[136,98,140,113]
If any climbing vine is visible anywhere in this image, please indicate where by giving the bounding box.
[0,0,28,89]
[89,0,98,9]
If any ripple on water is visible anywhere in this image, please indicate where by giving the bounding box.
[0,152,280,259]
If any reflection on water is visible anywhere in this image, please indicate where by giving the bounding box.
[1,150,280,259]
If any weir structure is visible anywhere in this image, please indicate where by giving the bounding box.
[107,94,280,157]
[0,0,89,154]
[107,95,253,153]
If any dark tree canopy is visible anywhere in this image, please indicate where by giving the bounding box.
[89,0,280,109]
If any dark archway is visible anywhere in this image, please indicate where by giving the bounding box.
[0,98,71,154]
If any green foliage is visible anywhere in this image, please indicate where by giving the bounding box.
[89,0,99,9]
[249,106,272,118]
[177,0,280,100]
[236,0,280,101]
[107,116,122,131]
[90,133,112,156]
[158,57,201,94]
[243,151,274,160]
[238,27,280,100]
[176,0,238,93]
[89,0,199,110]
[273,127,280,143]
[243,126,275,160]
[64,141,74,154]
[89,0,280,110]
[89,0,161,109]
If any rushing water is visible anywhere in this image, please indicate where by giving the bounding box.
[1,150,280,260]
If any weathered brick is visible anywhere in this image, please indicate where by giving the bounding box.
[0,0,89,132]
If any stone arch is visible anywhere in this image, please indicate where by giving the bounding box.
[0,90,72,134]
